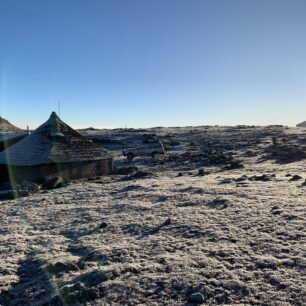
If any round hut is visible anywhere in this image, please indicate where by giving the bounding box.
[0,112,113,185]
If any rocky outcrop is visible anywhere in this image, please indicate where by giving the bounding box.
[0,116,21,132]
[296,121,306,127]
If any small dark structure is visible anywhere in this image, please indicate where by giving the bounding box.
[0,132,29,152]
[0,112,113,185]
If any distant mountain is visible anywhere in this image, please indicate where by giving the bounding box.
[296,121,306,127]
[0,116,22,132]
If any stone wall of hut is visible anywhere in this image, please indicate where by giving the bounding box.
[0,159,113,185]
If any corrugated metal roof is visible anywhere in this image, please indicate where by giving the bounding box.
[0,112,112,166]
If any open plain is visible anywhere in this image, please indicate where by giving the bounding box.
[0,125,305,305]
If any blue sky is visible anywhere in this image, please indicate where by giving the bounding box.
[1,0,306,129]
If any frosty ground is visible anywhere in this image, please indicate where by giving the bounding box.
[0,125,305,305]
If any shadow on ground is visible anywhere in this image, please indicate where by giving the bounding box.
[0,252,63,306]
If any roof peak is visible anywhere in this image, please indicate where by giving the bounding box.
[50,111,59,118]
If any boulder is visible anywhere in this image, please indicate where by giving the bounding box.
[43,176,63,189]
[188,292,206,304]
[289,175,302,181]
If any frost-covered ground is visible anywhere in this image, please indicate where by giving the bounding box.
[0,126,305,305]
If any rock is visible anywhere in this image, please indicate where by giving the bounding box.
[76,269,108,287]
[223,160,244,170]
[130,170,155,179]
[60,282,99,304]
[43,176,63,189]
[145,218,172,236]
[236,175,248,182]
[16,190,30,198]
[188,292,206,304]
[198,169,209,176]
[289,175,302,181]
[219,178,233,184]
[19,181,41,194]
[177,172,183,177]
[44,261,79,274]
[163,218,171,226]
[99,222,108,229]
[10,181,42,198]
[207,198,230,209]
[268,144,306,162]
[87,176,102,181]
[249,174,271,182]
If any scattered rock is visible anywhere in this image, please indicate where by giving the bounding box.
[60,282,99,305]
[144,218,172,236]
[249,174,271,182]
[223,160,244,170]
[130,169,156,179]
[219,178,233,184]
[44,261,79,274]
[43,176,63,189]
[188,292,206,304]
[289,175,302,181]
[99,222,108,229]
[76,269,109,287]
[87,176,102,181]
[267,144,306,162]
[16,190,31,198]
[168,148,243,169]
[198,169,209,176]
[207,198,230,209]
[236,175,248,182]
[18,181,41,194]
[163,218,171,226]
[113,166,138,175]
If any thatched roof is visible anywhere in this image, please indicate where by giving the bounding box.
[0,132,28,143]
[0,132,29,152]
[0,112,112,166]
[0,116,22,132]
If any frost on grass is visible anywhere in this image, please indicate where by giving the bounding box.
[0,125,305,305]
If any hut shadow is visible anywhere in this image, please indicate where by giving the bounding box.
[0,252,63,306]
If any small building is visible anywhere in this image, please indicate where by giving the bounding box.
[0,112,113,185]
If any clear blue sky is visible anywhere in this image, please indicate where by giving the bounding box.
[1,0,306,129]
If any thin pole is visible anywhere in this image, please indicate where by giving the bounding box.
[58,101,61,118]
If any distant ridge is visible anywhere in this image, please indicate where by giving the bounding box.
[296,121,306,127]
[0,116,22,132]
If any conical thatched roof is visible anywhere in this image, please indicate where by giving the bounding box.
[0,116,22,132]
[0,112,111,166]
